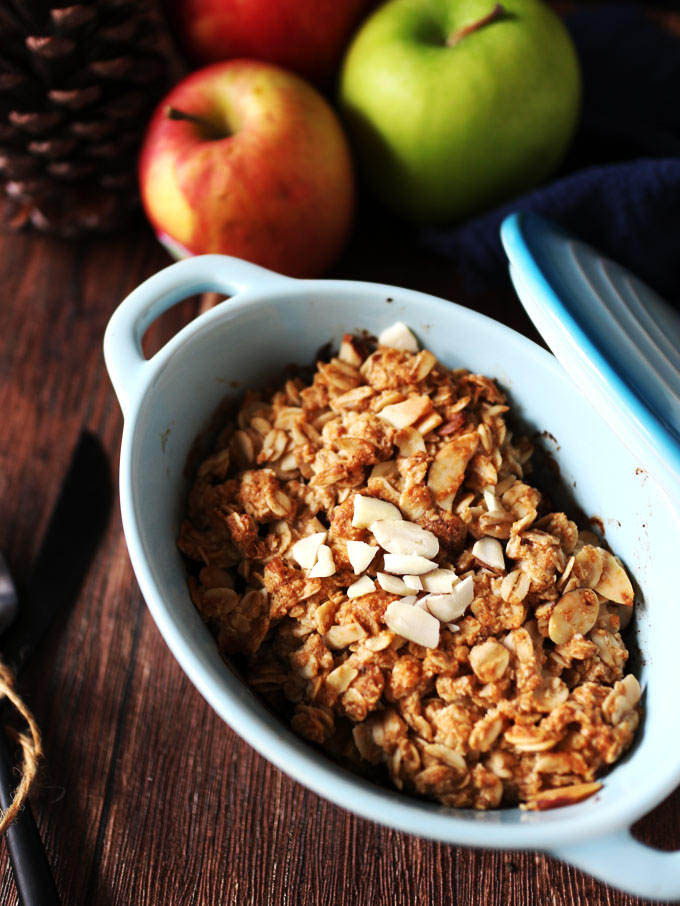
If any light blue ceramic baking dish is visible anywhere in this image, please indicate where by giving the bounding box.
[104,253,680,900]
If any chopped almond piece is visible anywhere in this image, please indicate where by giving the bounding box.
[352,494,402,528]
[347,575,376,599]
[472,537,505,572]
[483,487,505,515]
[324,624,365,649]
[378,321,418,352]
[423,576,474,622]
[376,572,412,595]
[379,396,433,430]
[384,600,439,648]
[383,553,438,575]
[291,532,327,569]
[309,544,335,578]
[338,334,363,366]
[422,568,458,594]
[346,540,379,574]
[371,519,439,558]
[395,426,426,457]
[414,410,443,436]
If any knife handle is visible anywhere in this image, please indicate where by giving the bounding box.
[0,734,60,906]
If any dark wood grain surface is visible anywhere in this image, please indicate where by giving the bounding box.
[0,218,678,906]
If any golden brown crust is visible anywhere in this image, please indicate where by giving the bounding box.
[178,333,640,810]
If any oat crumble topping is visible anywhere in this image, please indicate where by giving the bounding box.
[178,324,640,811]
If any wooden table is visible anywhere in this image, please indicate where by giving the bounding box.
[0,218,677,906]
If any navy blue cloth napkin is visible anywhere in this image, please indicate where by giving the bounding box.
[419,4,680,303]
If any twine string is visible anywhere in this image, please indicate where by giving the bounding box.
[0,662,42,834]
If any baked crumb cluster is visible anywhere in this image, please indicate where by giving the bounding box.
[178,323,640,811]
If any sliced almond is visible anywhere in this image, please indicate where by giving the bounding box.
[383,553,438,575]
[379,396,432,429]
[291,531,327,569]
[602,674,641,724]
[594,550,634,606]
[346,540,379,574]
[308,544,336,578]
[352,494,402,528]
[377,572,412,595]
[395,426,426,457]
[469,639,510,682]
[370,519,439,558]
[548,587,599,645]
[472,537,505,572]
[522,782,602,811]
[384,600,439,649]
[500,569,530,605]
[378,321,418,352]
[572,545,604,588]
[403,574,423,591]
[421,568,458,594]
[347,575,376,599]
[427,432,479,502]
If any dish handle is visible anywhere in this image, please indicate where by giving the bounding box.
[103,254,291,417]
[552,828,680,900]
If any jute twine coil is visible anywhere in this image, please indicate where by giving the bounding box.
[0,662,42,834]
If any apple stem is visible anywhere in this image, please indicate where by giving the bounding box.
[446,2,506,46]
[166,106,229,138]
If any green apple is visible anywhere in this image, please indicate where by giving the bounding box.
[339,0,581,223]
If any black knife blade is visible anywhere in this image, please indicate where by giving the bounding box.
[1,431,113,674]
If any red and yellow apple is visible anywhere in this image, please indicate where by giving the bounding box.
[139,61,356,276]
[164,0,375,83]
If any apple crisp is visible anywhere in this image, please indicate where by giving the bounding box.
[177,323,640,811]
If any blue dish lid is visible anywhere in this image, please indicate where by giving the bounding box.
[500,211,680,502]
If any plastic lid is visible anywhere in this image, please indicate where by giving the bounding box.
[500,211,680,500]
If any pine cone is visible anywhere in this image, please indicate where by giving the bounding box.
[0,0,177,237]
